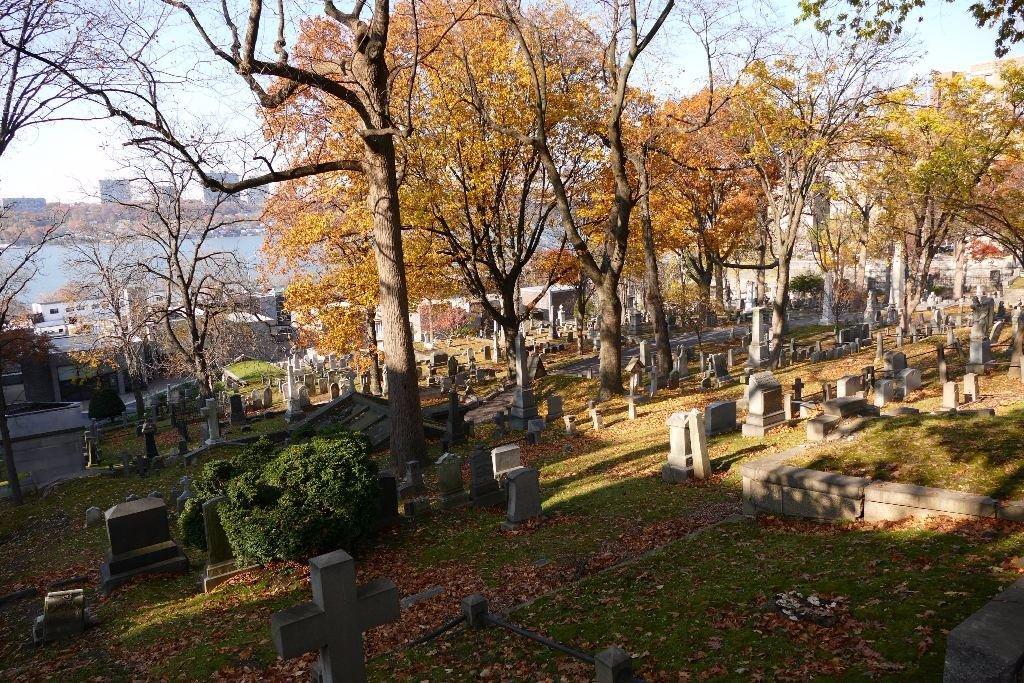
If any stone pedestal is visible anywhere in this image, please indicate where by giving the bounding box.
[662,410,709,483]
[966,337,992,374]
[508,387,538,429]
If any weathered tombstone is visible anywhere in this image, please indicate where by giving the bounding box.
[492,409,507,438]
[501,467,542,529]
[447,355,459,378]
[526,418,545,444]
[963,373,981,402]
[436,452,470,509]
[298,385,312,409]
[836,375,862,398]
[374,472,400,529]
[201,399,221,445]
[899,367,922,394]
[747,306,769,366]
[270,550,400,683]
[1010,308,1024,380]
[943,381,960,410]
[663,410,710,483]
[874,379,895,408]
[398,461,424,499]
[229,393,245,425]
[99,497,189,593]
[545,395,563,422]
[176,476,193,513]
[742,372,785,437]
[142,421,159,462]
[491,443,521,478]
[705,400,738,436]
[202,495,251,592]
[884,351,907,376]
[85,506,103,528]
[329,382,340,399]
[590,405,603,430]
[470,446,505,507]
[967,296,994,373]
[509,333,539,429]
[937,343,949,385]
[445,388,466,445]
[32,589,93,644]
[563,414,576,435]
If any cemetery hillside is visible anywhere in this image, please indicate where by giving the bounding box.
[4,1,1024,681]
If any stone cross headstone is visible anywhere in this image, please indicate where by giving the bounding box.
[201,399,221,446]
[270,550,400,683]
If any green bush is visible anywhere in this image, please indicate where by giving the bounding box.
[215,432,378,563]
[88,385,125,420]
[177,438,276,550]
[791,273,825,295]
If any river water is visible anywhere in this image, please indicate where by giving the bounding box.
[18,233,270,303]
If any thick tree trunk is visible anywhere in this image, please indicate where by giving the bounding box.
[365,308,383,396]
[770,256,792,368]
[0,388,22,505]
[598,276,623,399]
[364,141,425,473]
[714,263,725,307]
[953,237,969,300]
[756,243,767,303]
[642,216,672,374]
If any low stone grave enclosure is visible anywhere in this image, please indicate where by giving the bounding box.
[741,449,1024,523]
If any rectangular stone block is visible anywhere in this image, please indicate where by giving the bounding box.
[864,481,996,517]
[944,578,1024,682]
[781,486,862,520]
[822,397,866,418]
[742,476,782,514]
[998,501,1024,522]
[807,415,840,442]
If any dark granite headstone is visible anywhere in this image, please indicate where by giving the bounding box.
[100,497,188,593]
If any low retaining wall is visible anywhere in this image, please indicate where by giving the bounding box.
[741,454,1023,523]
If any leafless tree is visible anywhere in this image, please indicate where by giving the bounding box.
[107,151,262,398]
[61,236,155,417]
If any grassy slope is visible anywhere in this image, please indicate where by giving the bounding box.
[1,326,1022,681]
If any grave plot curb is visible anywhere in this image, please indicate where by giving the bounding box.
[740,451,1024,523]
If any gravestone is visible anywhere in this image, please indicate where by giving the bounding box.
[526,418,545,444]
[201,399,221,446]
[563,414,576,435]
[270,550,400,683]
[263,386,273,408]
[374,472,400,529]
[202,495,252,592]
[874,379,895,408]
[491,444,521,478]
[445,388,466,445]
[836,375,862,398]
[884,351,907,376]
[436,452,470,509]
[99,497,189,594]
[705,400,738,436]
[899,367,922,394]
[963,373,981,402]
[85,506,103,527]
[663,410,710,483]
[32,589,93,644]
[329,382,340,399]
[747,307,769,366]
[447,355,459,378]
[590,406,604,430]
[298,385,312,409]
[229,393,245,425]
[509,334,538,429]
[142,421,158,462]
[470,445,505,507]
[943,381,960,410]
[742,372,785,437]
[546,395,563,422]
[501,467,542,530]
[967,296,995,373]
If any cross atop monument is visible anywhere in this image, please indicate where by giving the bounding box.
[271,550,400,683]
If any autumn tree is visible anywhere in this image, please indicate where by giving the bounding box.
[484,0,675,398]
[403,11,578,354]
[733,35,903,365]
[875,67,1024,327]
[19,0,474,465]
[966,160,1024,268]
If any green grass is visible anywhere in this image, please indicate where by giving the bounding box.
[3,324,1024,680]
[225,359,284,384]
[787,407,1024,500]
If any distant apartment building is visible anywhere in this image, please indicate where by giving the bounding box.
[1,197,46,212]
[30,299,107,337]
[937,55,1024,88]
[99,178,132,204]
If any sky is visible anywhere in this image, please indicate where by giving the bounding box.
[0,0,1019,204]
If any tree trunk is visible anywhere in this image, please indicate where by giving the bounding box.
[597,275,623,399]
[364,141,425,473]
[714,263,725,307]
[642,217,672,374]
[365,308,383,396]
[953,236,969,300]
[0,387,22,505]
[756,242,767,303]
[770,256,791,368]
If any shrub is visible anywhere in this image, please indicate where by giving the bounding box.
[791,273,825,295]
[219,432,379,563]
[177,438,276,550]
[88,385,125,420]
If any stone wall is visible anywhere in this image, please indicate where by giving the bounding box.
[741,453,1023,523]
